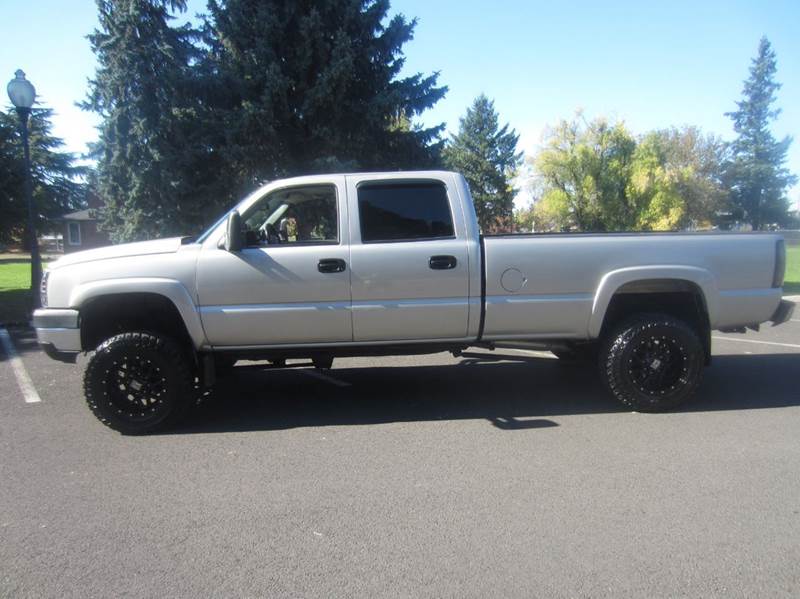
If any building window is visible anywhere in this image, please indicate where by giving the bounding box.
[68,222,81,246]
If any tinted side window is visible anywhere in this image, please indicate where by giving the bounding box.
[357,183,455,242]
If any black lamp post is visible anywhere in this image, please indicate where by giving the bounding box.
[7,69,41,309]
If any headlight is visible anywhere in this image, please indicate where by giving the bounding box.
[40,270,49,307]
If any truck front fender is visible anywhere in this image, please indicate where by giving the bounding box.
[588,266,718,338]
[69,278,207,349]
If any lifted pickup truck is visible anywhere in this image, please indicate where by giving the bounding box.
[34,171,793,433]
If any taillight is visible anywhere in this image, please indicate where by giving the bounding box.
[773,239,785,288]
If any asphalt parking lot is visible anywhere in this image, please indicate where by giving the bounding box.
[2,306,799,598]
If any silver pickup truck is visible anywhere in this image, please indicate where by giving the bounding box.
[34,171,793,433]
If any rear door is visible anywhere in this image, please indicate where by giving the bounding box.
[346,175,472,342]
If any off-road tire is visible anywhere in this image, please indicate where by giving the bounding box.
[84,332,194,434]
[599,313,704,412]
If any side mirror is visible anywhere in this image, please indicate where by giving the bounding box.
[224,211,243,252]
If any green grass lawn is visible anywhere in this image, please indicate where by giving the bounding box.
[784,245,800,295]
[0,261,33,289]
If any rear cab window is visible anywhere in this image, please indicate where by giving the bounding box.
[357,182,455,243]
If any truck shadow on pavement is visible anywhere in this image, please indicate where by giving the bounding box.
[172,352,800,434]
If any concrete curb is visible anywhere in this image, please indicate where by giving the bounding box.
[784,295,800,302]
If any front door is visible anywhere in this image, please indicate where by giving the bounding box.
[197,179,352,347]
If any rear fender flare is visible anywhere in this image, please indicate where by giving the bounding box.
[589,266,717,338]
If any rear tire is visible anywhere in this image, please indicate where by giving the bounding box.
[84,332,194,434]
[599,313,704,412]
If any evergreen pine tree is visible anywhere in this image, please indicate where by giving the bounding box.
[442,95,522,232]
[83,0,202,242]
[724,37,796,229]
[203,0,447,183]
[0,108,86,245]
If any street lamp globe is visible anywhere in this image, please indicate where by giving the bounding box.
[7,69,36,109]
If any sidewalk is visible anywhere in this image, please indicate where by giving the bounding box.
[0,253,62,262]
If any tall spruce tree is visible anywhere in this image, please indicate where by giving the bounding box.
[83,0,204,242]
[724,37,796,229]
[0,108,86,245]
[202,0,447,184]
[442,95,521,232]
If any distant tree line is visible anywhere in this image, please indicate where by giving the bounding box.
[514,118,729,232]
[0,3,795,244]
[515,37,797,233]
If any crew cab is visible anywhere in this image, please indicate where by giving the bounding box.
[33,171,794,433]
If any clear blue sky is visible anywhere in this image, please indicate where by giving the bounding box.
[2,0,798,208]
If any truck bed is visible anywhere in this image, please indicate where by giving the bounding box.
[480,232,783,340]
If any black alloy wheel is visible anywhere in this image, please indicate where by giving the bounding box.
[84,332,193,434]
[600,313,704,412]
[627,334,688,396]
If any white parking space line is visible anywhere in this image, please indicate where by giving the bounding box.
[300,368,351,387]
[0,328,42,404]
[712,335,800,350]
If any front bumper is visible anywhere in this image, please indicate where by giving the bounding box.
[770,299,795,326]
[33,309,81,362]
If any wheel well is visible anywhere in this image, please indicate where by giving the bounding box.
[600,279,711,362]
[79,293,194,353]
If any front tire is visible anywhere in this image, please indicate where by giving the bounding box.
[84,332,194,434]
[599,313,704,412]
